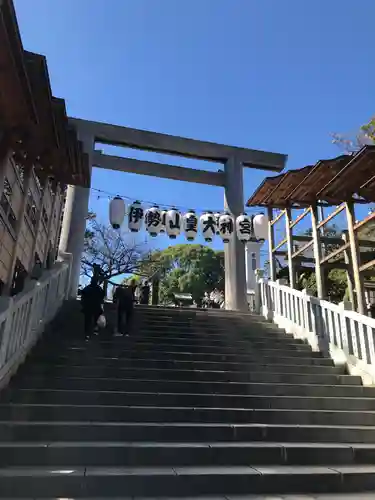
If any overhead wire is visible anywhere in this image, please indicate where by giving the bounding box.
[89,186,263,215]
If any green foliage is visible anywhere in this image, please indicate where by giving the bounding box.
[332,115,375,153]
[122,275,141,285]
[326,269,348,303]
[297,268,347,303]
[361,117,375,143]
[147,244,225,305]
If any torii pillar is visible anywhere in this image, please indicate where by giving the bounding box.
[58,132,93,297]
[224,157,247,311]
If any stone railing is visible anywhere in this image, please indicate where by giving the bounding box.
[256,273,375,384]
[0,254,72,389]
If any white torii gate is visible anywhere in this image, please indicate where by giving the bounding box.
[58,118,286,311]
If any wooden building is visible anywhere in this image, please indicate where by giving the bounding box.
[0,0,89,294]
[247,145,375,315]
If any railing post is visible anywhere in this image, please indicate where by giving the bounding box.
[302,288,313,333]
[285,208,295,289]
[276,279,287,320]
[311,205,326,299]
[346,202,365,315]
[342,231,355,308]
[0,297,14,367]
[339,300,353,356]
[267,207,276,281]
[259,278,270,320]
[254,269,264,314]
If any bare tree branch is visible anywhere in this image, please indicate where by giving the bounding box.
[81,217,151,288]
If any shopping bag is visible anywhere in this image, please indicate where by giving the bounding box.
[97,314,106,329]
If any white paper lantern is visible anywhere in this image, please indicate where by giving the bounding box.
[236,213,252,242]
[160,210,167,233]
[128,200,144,232]
[145,205,162,237]
[183,210,198,241]
[218,212,234,243]
[200,211,216,242]
[166,207,181,239]
[214,212,221,235]
[109,196,125,229]
[253,213,268,242]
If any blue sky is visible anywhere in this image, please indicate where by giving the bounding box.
[14,0,375,257]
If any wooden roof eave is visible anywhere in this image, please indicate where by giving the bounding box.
[0,0,37,128]
[24,52,59,153]
[245,152,373,208]
[317,147,375,201]
[291,156,349,205]
[50,97,71,181]
[265,166,315,207]
[246,175,283,206]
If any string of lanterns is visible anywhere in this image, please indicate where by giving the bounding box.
[93,186,299,245]
[109,197,268,244]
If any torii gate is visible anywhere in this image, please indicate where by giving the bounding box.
[59,118,286,311]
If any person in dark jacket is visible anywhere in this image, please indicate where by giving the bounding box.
[81,277,105,339]
[139,281,150,305]
[113,281,135,335]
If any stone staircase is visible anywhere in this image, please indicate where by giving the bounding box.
[1,304,375,498]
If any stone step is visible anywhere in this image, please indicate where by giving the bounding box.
[31,348,327,365]
[4,302,375,498]
[26,357,340,374]
[227,496,375,500]
[0,404,374,426]
[132,316,282,325]
[36,344,321,359]
[41,340,313,356]
[2,421,375,443]
[20,365,357,385]
[1,441,375,467]
[58,334,307,347]
[0,464,375,497]
[128,328,287,338]
[14,376,369,397]
[29,353,336,370]
[51,315,284,328]
[108,316,290,326]
[5,389,375,411]
[80,320,289,330]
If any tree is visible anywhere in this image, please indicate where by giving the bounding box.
[150,244,225,305]
[82,215,151,296]
[302,223,342,257]
[297,268,348,303]
[332,115,375,154]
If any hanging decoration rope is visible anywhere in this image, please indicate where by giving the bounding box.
[90,186,268,244]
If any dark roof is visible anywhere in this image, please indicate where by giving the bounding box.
[247,146,375,208]
[0,1,90,188]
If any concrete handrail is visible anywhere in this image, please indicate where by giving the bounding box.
[257,276,375,385]
[0,256,72,390]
